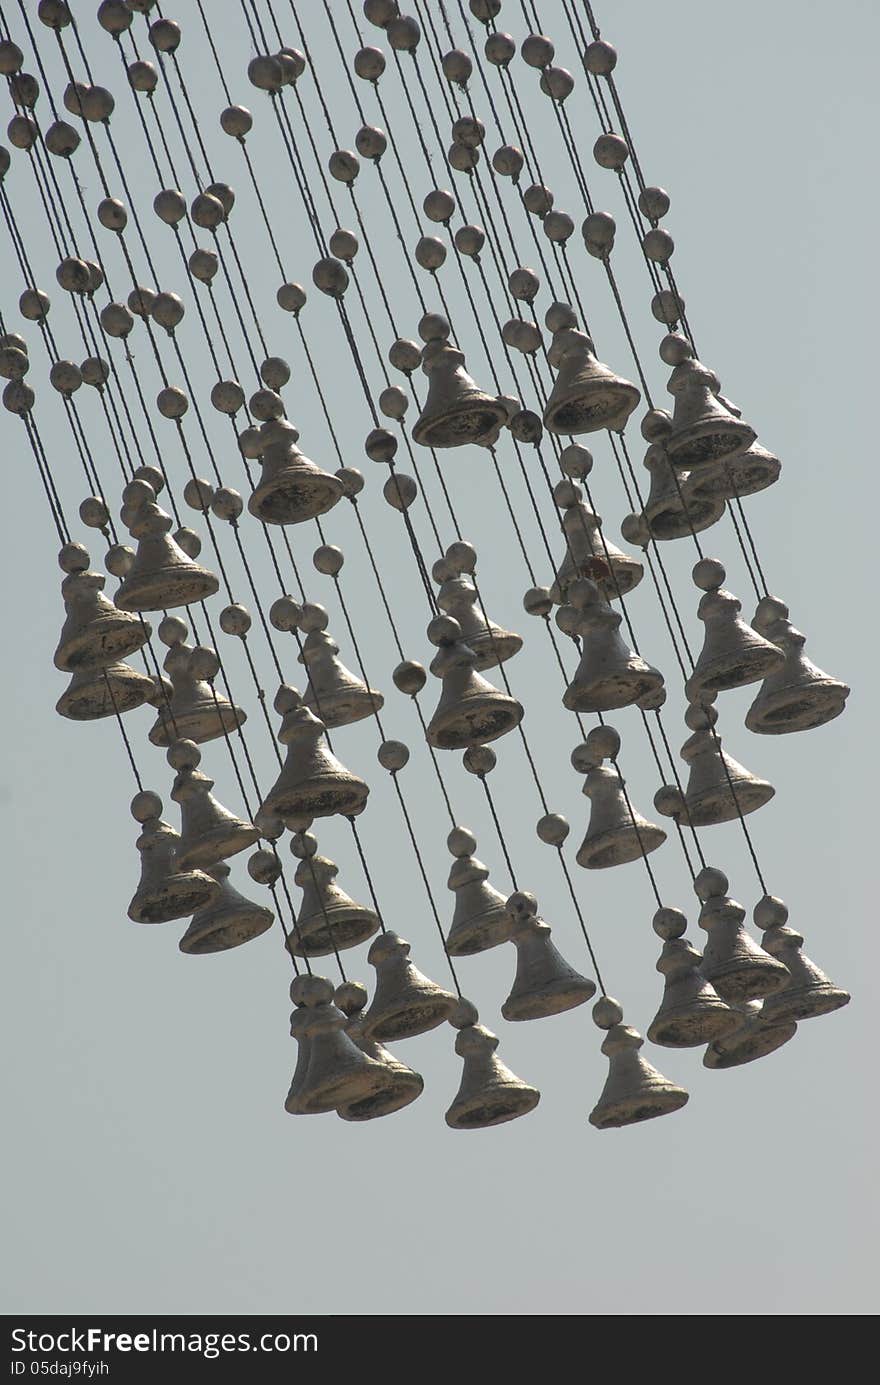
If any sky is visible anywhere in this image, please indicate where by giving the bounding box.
[1,0,877,1316]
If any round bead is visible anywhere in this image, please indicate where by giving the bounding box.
[551,479,580,510]
[182,477,214,513]
[364,0,398,28]
[509,409,543,443]
[18,289,49,322]
[99,302,133,339]
[684,701,718,731]
[570,742,597,774]
[378,740,409,771]
[167,737,201,771]
[448,142,479,172]
[536,813,569,846]
[190,192,225,229]
[470,0,501,19]
[418,312,450,344]
[173,527,200,558]
[253,809,283,841]
[584,40,617,75]
[442,50,471,85]
[454,224,485,259]
[205,183,235,218]
[448,997,479,1029]
[484,31,515,66]
[693,866,729,902]
[56,258,92,295]
[105,544,134,577]
[379,385,408,420]
[277,48,305,85]
[508,267,540,302]
[148,16,180,50]
[754,895,789,930]
[451,115,485,149]
[63,81,88,116]
[427,614,460,646]
[593,133,629,170]
[639,186,671,221]
[383,473,417,510]
[643,228,675,263]
[592,995,624,1029]
[540,66,574,102]
[58,542,90,573]
[189,646,220,680]
[127,286,155,319]
[386,16,420,51]
[248,55,282,92]
[186,249,217,286]
[127,60,158,93]
[329,228,358,262]
[493,145,524,179]
[389,338,421,373]
[238,427,263,459]
[150,292,185,331]
[559,443,593,478]
[651,289,685,325]
[335,466,364,497]
[586,725,621,761]
[81,87,115,122]
[158,614,188,646]
[523,184,553,218]
[219,603,251,637]
[582,210,616,253]
[269,596,303,632]
[78,496,109,529]
[249,389,284,422]
[653,786,686,819]
[290,831,319,860]
[620,513,651,547]
[131,789,162,823]
[415,236,447,271]
[85,261,105,295]
[45,119,80,158]
[353,46,385,81]
[653,907,688,940]
[506,890,538,918]
[555,605,579,637]
[328,149,360,184]
[441,541,475,575]
[545,301,577,333]
[153,188,186,226]
[463,745,496,775]
[274,684,302,715]
[309,545,342,578]
[659,333,692,366]
[692,557,725,591]
[50,361,82,394]
[248,849,281,885]
[133,466,163,497]
[0,40,24,73]
[335,981,368,1017]
[122,479,155,512]
[299,602,329,634]
[544,211,574,243]
[521,34,554,68]
[447,826,477,857]
[0,332,27,352]
[0,347,28,380]
[640,408,673,442]
[523,586,552,618]
[276,282,306,313]
[312,258,349,298]
[156,386,188,418]
[355,124,387,160]
[220,105,252,138]
[423,189,456,224]
[211,486,244,521]
[392,659,426,695]
[256,357,289,391]
[97,197,127,232]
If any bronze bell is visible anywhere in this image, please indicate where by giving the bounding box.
[286,975,388,1115]
[260,687,370,820]
[543,329,640,434]
[703,1000,797,1069]
[299,623,384,728]
[550,499,643,605]
[55,565,150,672]
[640,443,725,540]
[686,560,785,700]
[128,796,219,925]
[445,1002,540,1130]
[756,896,851,1024]
[445,842,511,956]
[647,907,739,1047]
[746,597,849,735]
[501,890,595,1020]
[436,571,522,671]
[695,868,790,1003]
[425,617,523,750]
[335,982,424,1122]
[589,996,688,1129]
[674,703,775,826]
[691,441,781,501]
[171,749,260,870]
[116,495,219,610]
[56,660,156,720]
[664,358,756,471]
[149,641,246,747]
[576,761,667,870]
[412,338,508,448]
[247,434,343,524]
[178,860,273,954]
[361,931,458,1041]
[288,852,380,957]
[562,579,664,713]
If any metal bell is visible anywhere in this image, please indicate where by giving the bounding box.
[664,357,756,471]
[435,571,522,670]
[361,931,457,1041]
[56,660,156,720]
[445,1002,540,1129]
[335,982,424,1121]
[288,852,380,957]
[149,641,246,746]
[411,338,508,448]
[576,757,667,870]
[127,794,219,924]
[285,975,389,1115]
[647,907,739,1047]
[170,745,259,869]
[544,329,640,434]
[247,435,343,524]
[299,622,384,727]
[501,890,595,1020]
[260,687,370,820]
[54,560,150,672]
[115,493,219,611]
[686,560,785,701]
[589,996,688,1129]
[549,499,643,604]
[640,443,725,540]
[695,868,790,1003]
[691,441,781,500]
[445,829,511,955]
[178,860,273,954]
[425,618,523,750]
[562,579,664,712]
[703,1000,797,1069]
[745,597,849,734]
[665,703,775,826]
[756,896,850,1024]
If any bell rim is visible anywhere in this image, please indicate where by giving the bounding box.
[745,682,849,735]
[287,907,380,956]
[337,1072,425,1121]
[543,380,640,437]
[175,825,260,871]
[115,570,220,611]
[575,822,667,870]
[178,905,274,954]
[501,978,596,1022]
[683,779,775,826]
[445,1083,540,1129]
[563,669,664,714]
[702,959,791,1004]
[128,871,218,924]
[665,419,757,471]
[248,472,343,525]
[446,914,512,956]
[262,779,370,820]
[644,492,725,540]
[54,618,150,672]
[703,1019,797,1068]
[760,984,851,1025]
[301,687,385,727]
[588,1084,689,1129]
[687,645,786,697]
[690,452,781,499]
[362,993,457,1042]
[148,702,247,748]
[647,1002,742,1048]
[56,666,155,719]
[412,397,509,449]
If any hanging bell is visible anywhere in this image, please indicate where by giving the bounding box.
[435,569,522,670]
[589,996,689,1128]
[56,660,157,720]
[178,860,273,954]
[562,578,664,712]
[445,827,511,955]
[425,616,523,750]
[169,741,259,869]
[543,329,640,434]
[335,982,424,1122]
[286,975,389,1115]
[284,975,319,1115]
[685,559,785,701]
[755,896,851,1024]
[127,791,219,924]
[703,999,797,1069]
[668,703,775,826]
[445,1000,540,1130]
[576,750,667,869]
[247,432,343,524]
[361,931,458,1041]
[664,357,756,471]
[115,487,219,610]
[501,891,595,1020]
[54,547,150,672]
[298,612,384,728]
[646,907,739,1047]
[549,498,643,604]
[745,597,849,734]
[260,686,370,820]
[149,638,246,746]
[694,867,790,1003]
[691,441,781,500]
[411,337,508,448]
[288,850,380,957]
[640,443,725,540]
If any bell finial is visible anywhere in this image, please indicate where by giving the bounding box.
[294,601,384,727]
[115,480,219,610]
[656,702,775,826]
[288,836,380,956]
[445,826,512,955]
[54,542,151,672]
[755,895,851,1023]
[561,578,664,712]
[425,615,523,749]
[168,740,259,869]
[247,430,343,524]
[334,982,425,1121]
[543,328,640,434]
[361,931,457,1040]
[589,996,689,1128]
[260,685,370,820]
[574,729,667,869]
[445,1000,541,1129]
[149,628,246,746]
[178,860,274,954]
[647,906,739,1046]
[686,560,785,701]
[664,356,756,471]
[411,333,508,448]
[695,867,790,1002]
[127,789,219,924]
[746,597,850,734]
[501,890,595,1019]
[285,974,388,1115]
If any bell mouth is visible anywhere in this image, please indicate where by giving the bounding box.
[502,979,595,1022]
[339,1074,424,1121]
[446,910,512,956]
[648,1004,741,1048]
[576,823,666,870]
[266,780,369,820]
[446,1086,540,1129]
[302,687,384,728]
[364,995,456,1042]
[645,494,724,541]
[563,669,663,714]
[589,1086,688,1128]
[467,630,523,671]
[544,382,639,435]
[179,908,274,954]
[116,570,220,611]
[176,825,259,871]
[746,684,848,735]
[705,962,790,1005]
[413,400,508,448]
[762,986,850,1025]
[666,420,756,470]
[692,452,781,500]
[55,618,150,672]
[287,909,380,957]
[427,697,523,750]
[57,667,154,720]
[298,1069,387,1116]
[703,1020,796,1069]
[684,779,775,827]
[248,473,342,525]
[687,646,785,697]
[129,872,217,925]
[148,702,246,747]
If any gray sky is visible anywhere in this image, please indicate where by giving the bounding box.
[1,0,876,1316]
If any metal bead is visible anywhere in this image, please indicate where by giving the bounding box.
[586,725,621,761]
[0,332,27,353]
[454,224,484,259]
[248,388,283,422]
[247,54,282,92]
[186,248,217,285]
[180,479,213,518]
[592,995,624,1028]
[97,197,127,231]
[276,282,306,313]
[131,465,163,497]
[484,31,515,66]
[523,586,552,617]
[692,557,726,591]
[255,358,288,392]
[79,496,109,530]
[277,48,306,85]
[654,785,686,819]
[365,427,397,463]
[105,543,134,577]
[559,443,593,478]
[98,302,131,339]
[312,257,349,298]
[248,849,281,885]
[219,603,251,637]
[427,614,461,646]
[693,865,729,902]
[540,66,574,102]
[63,81,88,116]
[85,260,105,295]
[3,378,34,415]
[190,192,224,229]
[236,427,262,460]
[335,466,364,497]
[643,228,675,263]
[55,257,91,295]
[205,182,234,218]
[289,830,318,859]
[38,1,71,28]
[493,144,524,179]
[379,385,408,420]
[45,119,80,158]
[451,115,485,149]
[158,614,188,647]
[173,527,200,559]
[555,605,579,636]
[447,826,477,859]
[211,486,243,521]
[582,210,616,255]
[355,124,387,160]
[521,34,554,68]
[570,741,596,774]
[49,361,82,395]
[507,408,541,443]
[353,46,386,81]
[364,0,398,26]
[0,346,28,380]
[328,228,358,262]
[442,49,472,85]
[156,385,188,418]
[418,312,451,343]
[463,745,496,775]
[167,737,201,771]
[639,186,670,220]
[386,16,420,50]
[150,291,185,331]
[98,1,133,33]
[383,473,418,510]
[148,16,180,51]
[269,596,303,632]
[651,289,686,325]
[298,602,328,634]
[378,740,409,771]
[328,149,360,184]
[188,646,220,682]
[131,789,163,823]
[470,0,501,20]
[81,87,115,123]
[127,60,158,93]
[220,105,252,139]
[80,357,110,388]
[448,141,479,172]
[389,337,421,372]
[423,189,456,224]
[392,659,426,695]
[415,235,447,270]
[620,513,651,547]
[0,40,23,73]
[307,545,341,579]
[593,133,629,170]
[127,285,155,318]
[153,188,186,226]
[584,39,617,75]
[122,479,155,512]
[545,301,577,333]
[544,211,575,243]
[507,268,539,304]
[7,115,38,150]
[659,333,692,366]
[58,541,90,573]
[253,809,283,841]
[536,812,569,845]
